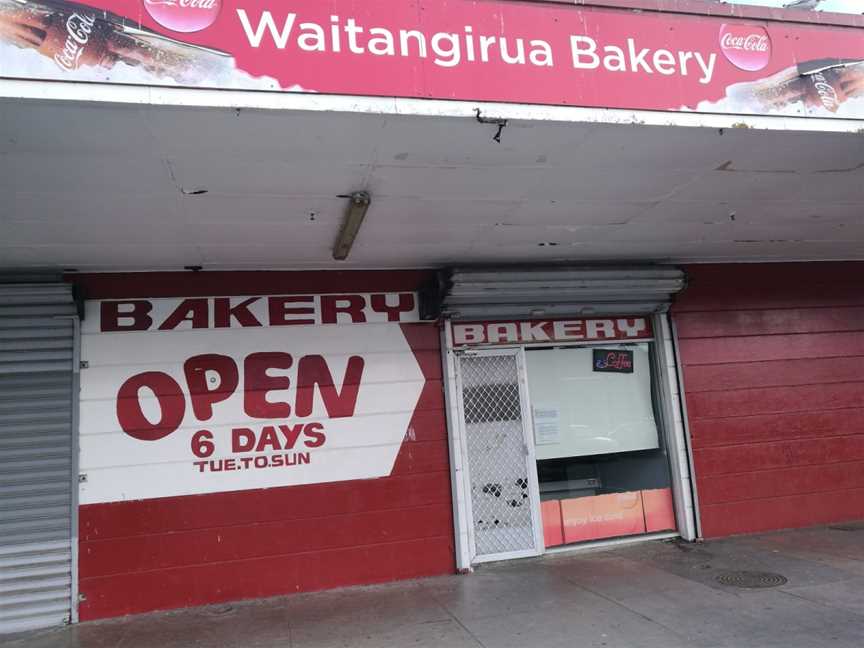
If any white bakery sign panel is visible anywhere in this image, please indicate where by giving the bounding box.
[79,293,424,504]
[451,317,653,346]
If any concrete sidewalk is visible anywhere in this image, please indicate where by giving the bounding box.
[6,524,864,648]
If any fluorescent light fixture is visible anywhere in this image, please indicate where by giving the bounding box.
[333,191,371,261]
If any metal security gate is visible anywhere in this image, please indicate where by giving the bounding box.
[434,266,687,320]
[0,284,78,634]
[454,348,543,563]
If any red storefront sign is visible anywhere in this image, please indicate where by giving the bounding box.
[2,0,864,118]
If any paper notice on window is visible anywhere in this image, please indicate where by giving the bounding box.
[533,407,561,445]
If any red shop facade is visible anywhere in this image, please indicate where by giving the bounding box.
[68,271,455,621]
[2,0,864,636]
[2,261,861,632]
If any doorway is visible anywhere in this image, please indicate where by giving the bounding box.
[449,318,692,566]
[453,348,544,563]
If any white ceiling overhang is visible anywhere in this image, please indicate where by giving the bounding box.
[1,85,864,271]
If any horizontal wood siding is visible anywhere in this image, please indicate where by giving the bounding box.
[673,262,864,538]
[72,272,453,620]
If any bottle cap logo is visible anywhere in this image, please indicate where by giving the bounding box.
[144,0,221,34]
[719,24,771,72]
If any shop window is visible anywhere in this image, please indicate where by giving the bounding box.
[526,343,675,547]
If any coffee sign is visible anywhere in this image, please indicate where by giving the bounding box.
[592,349,635,374]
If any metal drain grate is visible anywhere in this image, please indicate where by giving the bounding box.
[715,571,788,589]
[204,605,235,617]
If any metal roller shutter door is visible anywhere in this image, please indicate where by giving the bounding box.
[0,284,77,635]
[438,266,687,319]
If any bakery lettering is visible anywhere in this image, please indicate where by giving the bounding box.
[570,36,716,84]
[100,293,416,331]
[452,318,650,345]
[236,10,717,83]
[54,12,96,70]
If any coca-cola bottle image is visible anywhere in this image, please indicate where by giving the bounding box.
[0,0,231,84]
[723,59,864,116]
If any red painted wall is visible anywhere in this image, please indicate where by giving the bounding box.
[673,263,864,538]
[71,271,454,620]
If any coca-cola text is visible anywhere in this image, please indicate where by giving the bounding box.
[719,24,772,72]
[54,12,96,70]
[720,33,769,53]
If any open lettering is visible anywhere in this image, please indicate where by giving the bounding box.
[116,352,364,441]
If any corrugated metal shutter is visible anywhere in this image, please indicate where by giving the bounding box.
[439,266,687,319]
[0,284,77,635]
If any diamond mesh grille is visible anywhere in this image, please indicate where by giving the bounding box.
[459,354,535,558]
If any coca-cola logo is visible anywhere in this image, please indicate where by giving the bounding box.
[143,0,221,33]
[810,72,840,112]
[719,24,771,72]
[54,13,96,71]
